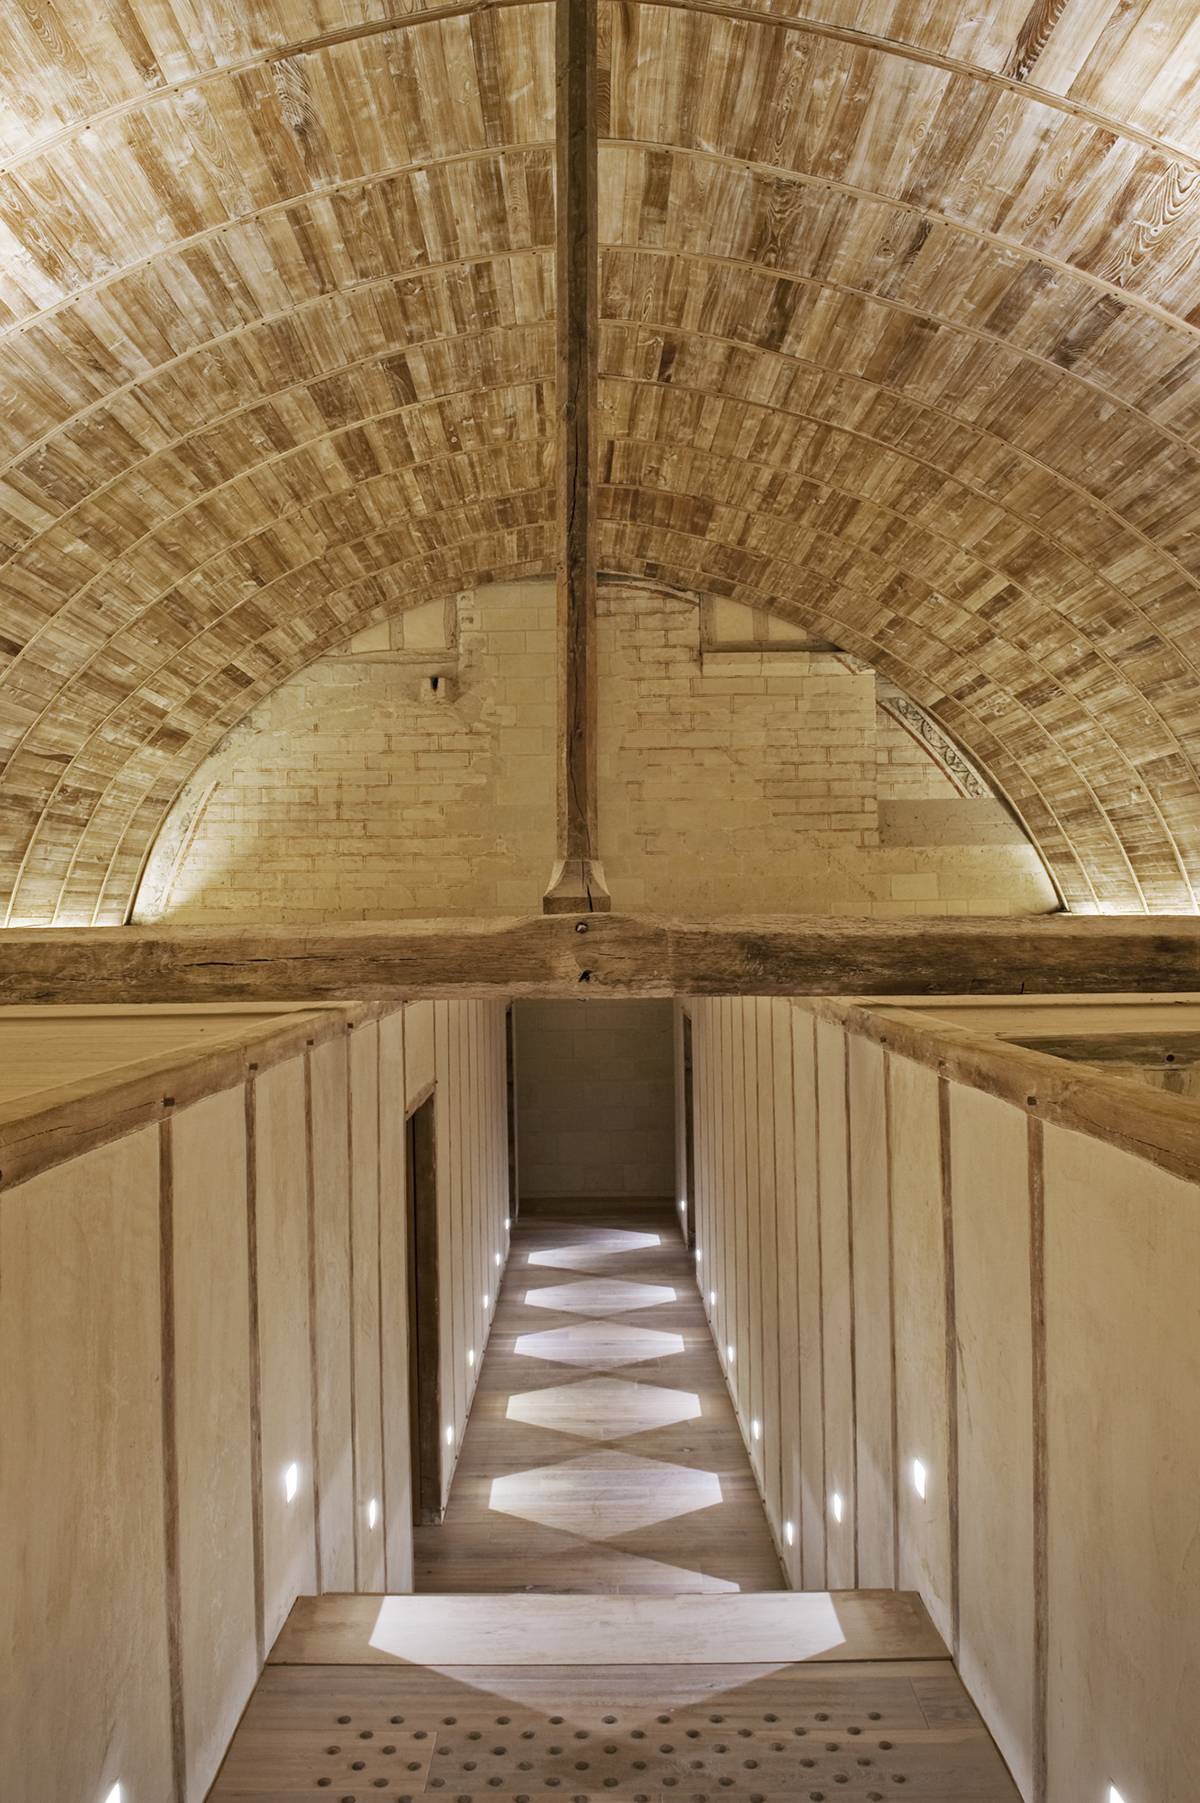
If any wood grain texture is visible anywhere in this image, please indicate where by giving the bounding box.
[5,913,1200,1013]
[809,996,1200,1186]
[0,1002,396,1189]
[211,1654,1021,1801]
[544,0,609,913]
[268,1590,946,1664]
[0,3,1199,921]
[412,1198,784,1596]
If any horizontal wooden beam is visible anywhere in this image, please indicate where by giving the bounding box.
[2,913,1200,1004]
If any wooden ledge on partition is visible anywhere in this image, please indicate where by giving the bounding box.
[0,1002,397,1192]
[806,996,1200,1187]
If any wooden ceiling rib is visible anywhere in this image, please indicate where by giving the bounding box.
[3,0,1200,921]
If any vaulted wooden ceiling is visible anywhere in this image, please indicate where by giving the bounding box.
[3,0,1200,923]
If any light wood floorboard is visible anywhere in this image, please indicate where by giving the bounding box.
[415,1201,784,1595]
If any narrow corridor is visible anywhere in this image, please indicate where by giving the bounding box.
[415,1200,783,1595]
[211,1196,1022,1801]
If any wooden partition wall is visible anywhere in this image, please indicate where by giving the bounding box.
[682,995,1200,1803]
[0,998,510,1803]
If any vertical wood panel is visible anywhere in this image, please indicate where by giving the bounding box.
[173,1089,257,1799]
[938,1076,960,1659]
[158,1116,187,1803]
[771,998,801,1587]
[719,1000,735,1381]
[889,1054,953,1645]
[434,1001,456,1497]
[350,1023,385,1592]
[244,1075,266,1665]
[255,1057,318,1646]
[405,1001,436,1105]
[756,998,781,1532]
[0,1128,171,1803]
[816,1018,854,1589]
[451,1003,468,1440]
[1042,1127,1200,1803]
[1029,1116,1047,1803]
[381,1009,413,1591]
[739,998,758,1444]
[847,1035,893,1588]
[791,1007,825,1588]
[310,1036,354,1592]
[950,1084,1035,1799]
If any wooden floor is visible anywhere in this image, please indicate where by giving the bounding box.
[213,1590,1021,1801]
[415,1200,784,1595]
[208,1202,1022,1802]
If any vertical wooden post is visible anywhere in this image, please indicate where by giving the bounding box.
[543,0,610,913]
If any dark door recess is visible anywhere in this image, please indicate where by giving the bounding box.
[682,1012,696,1251]
[506,1004,519,1219]
[405,1095,442,1524]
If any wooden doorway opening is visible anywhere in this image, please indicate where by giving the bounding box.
[682,1011,696,1250]
[405,1094,442,1524]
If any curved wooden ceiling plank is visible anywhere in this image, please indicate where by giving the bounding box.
[604,508,1196,910]
[0,15,554,336]
[597,354,1200,758]
[597,312,1200,657]
[598,470,1197,873]
[1,382,1182,853]
[4,227,1189,760]
[0,492,555,899]
[598,235,1200,540]
[25,490,1167,930]
[598,526,1144,911]
[8,0,1200,183]
[0,178,554,464]
[1,432,552,771]
[600,145,1200,433]
[2,0,1200,921]
[0,341,553,684]
[605,8,1200,322]
[8,529,558,924]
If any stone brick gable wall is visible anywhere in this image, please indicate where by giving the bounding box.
[134,578,1057,923]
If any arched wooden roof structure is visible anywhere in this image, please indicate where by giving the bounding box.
[2,0,1200,923]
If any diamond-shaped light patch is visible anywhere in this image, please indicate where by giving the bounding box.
[513,1320,685,1368]
[527,1230,661,1269]
[525,1277,676,1315]
[489,1449,722,1538]
[506,1376,702,1439]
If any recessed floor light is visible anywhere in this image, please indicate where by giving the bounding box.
[285,1462,298,1503]
[784,1520,795,1546]
[831,1492,843,1523]
[913,1458,927,1500]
